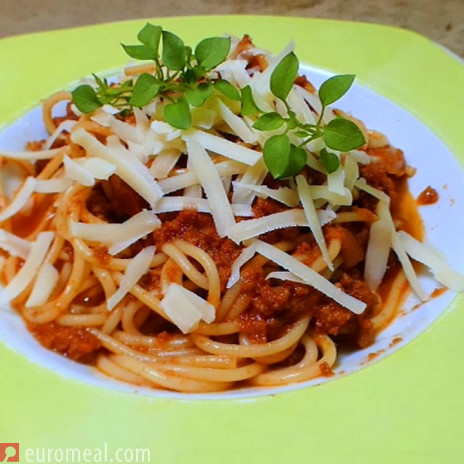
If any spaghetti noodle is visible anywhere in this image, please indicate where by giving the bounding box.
[0,31,463,393]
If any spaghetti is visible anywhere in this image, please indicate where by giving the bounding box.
[0,31,463,393]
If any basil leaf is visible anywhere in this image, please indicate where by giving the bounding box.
[72,85,102,113]
[162,31,187,70]
[129,73,160,107]
[241,85,261,116]
[185,83,213,107]
[137,23,162,55]
[163,97,191,129]
[252,112,285,131]
[320,148,340,173]
[319,74,355,107]
[121,44,155,60]
[323,118,366,151]
[195,37,231,70]
[287,144,308,177]
[214,79,240,101]
[270,52,299,101]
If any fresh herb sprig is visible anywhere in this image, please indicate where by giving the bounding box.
[71,24,366,180]
[247,53,365,178]
[72,23,235,129]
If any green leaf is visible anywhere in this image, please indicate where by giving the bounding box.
[214,79,240,101]
[252,112,285,131]
[270,52,299,101]
[241,85,261,116]
[71,85,102,113]
[183,66,206,84]
[195,36,231,70]
[185,83,213,107]
[121,44,155,60]
[323,117,366,151]
[320,148,340,173]
[163,97,191,129]
[129,73,160,107]
[263,135,307,179]
[162,31,187,70]
[319,74,355,107]
[137,23,162,54]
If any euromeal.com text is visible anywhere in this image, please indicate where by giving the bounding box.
[0,442,151,463]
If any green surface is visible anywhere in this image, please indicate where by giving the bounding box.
[1,16,464,463]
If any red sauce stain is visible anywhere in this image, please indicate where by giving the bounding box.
[417,186,439,205]
[431,287,448,299]
[389,337,403,348]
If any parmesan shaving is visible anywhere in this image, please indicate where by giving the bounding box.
[296,175,332,270]
[74,158,116,180]
[71,210,161,255]
[107,246,155,310]
[25,263,59,307]
[0,177,36,222]
[0,147,62,161]
[216,99,258,144]
[63,155,95,186]
[0,229,30,258]
[185,136,236,238]
[378,201,427,300]
[2,231,54,301]
[149,149,182,179]
[71,129,163,207]
[254,240,366,314]
[398,231,464,292]
[232,181,299,207]
[191,130,260,166]
[161,283,215,334]
[227,242,258,288]
[364,218,392,291]
[44,120,76,150]
[229,209,308,243]
[34,178,72,193]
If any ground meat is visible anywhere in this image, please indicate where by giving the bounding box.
[28,321,101,362]
[153,210,242,290]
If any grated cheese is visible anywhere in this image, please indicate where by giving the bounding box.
[70,209,161,255]
[191,130,260,166]
[185,136,236,238]
[71,129,163,207]
[296,175,332,270]
[25,263,59,307]
[2,231,54,301]
[160,283,215,333]
[0,177,36,222]
[398,231,464,292]
[107,246,155,310]
[0,229,31,258]
[63,155,95,186]
[216,99,258,144]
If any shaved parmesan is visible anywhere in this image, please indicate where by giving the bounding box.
[266,271,307,285]
[227,242,258,288]
[0,147,62,160]
[191,130,260,166]
[378,201,427,300]
[149,149,181,179]
[232,181,299,207]
[216,99,258,144]
[398,231,464,292]
[63,155,95,186]
[161,283,215,334]
[2,231,54,301]
[327,166,346,196]
[25,263,59,307]
[0,230,30,258]
[0,177,36,222]
[71,129,163,207]
[254,240,366,314]
[44,120,76,150]
[355,178,390,204]
[107,246,154,310]
[229,209,308,243]
[74,158,116,180]
[71,210,161,255]
[364,218,392,291]
[232,158,267,204]
[34,178,72,193]
[296,175,332,270]
[185,136,236,238]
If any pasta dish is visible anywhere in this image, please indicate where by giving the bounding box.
[0,26,462,393]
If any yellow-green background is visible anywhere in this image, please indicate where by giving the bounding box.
[1,16,464,463]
